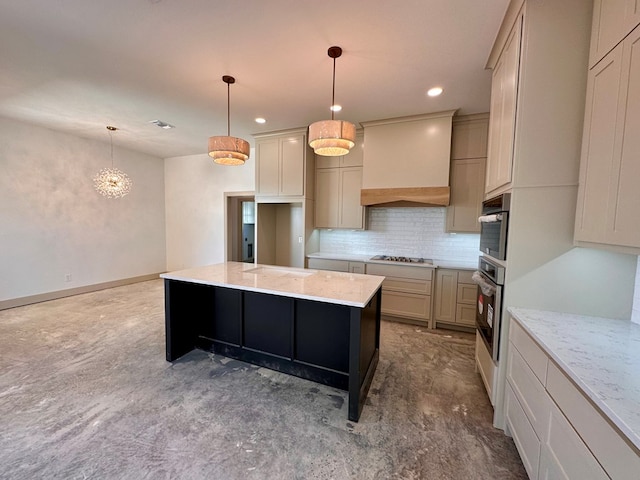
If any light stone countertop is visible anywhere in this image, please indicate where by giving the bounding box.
[509,307,640,451]
[306,252,478,270]
[161,261,384,308]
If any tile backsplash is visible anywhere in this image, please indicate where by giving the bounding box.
[319,207,480,263]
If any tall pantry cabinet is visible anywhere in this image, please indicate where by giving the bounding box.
[482,0,638,435]
[574,2,640,253]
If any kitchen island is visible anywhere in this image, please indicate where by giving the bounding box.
[161,262,384,422]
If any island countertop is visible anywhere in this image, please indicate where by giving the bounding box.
[160,262,385,308]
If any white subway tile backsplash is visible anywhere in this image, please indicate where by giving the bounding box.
[318,207,480,263]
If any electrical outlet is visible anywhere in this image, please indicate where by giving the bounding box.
[65,274,72,282]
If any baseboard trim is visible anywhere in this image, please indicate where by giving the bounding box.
[0,273,164,311]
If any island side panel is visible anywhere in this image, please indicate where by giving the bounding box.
[195,286,243,351]
[348,287,382,422]
[165,279,215,361]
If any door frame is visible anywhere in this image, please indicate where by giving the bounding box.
[224,191,255,262]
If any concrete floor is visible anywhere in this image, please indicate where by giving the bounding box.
[0,280,526,479]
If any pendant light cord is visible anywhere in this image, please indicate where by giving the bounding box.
[331,56,336,121]
[227,81,231,136]
[110,130,114,168]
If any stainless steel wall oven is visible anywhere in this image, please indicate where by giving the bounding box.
[473,256,505,362]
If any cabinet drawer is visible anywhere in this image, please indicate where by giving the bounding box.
[457,270,475,284]
[510,319,548,385]
[307,258,349,272]
[456,283,476,304]
[546,361,640,480]
[382,277,431,295]
[540,400,609,480]
[455,304,475,326]
[507,343,551,438]
[366,263,433,281]
[381,291,431,320]
[505,382,541,480]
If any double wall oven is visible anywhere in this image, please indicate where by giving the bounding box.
[474,193,510,403]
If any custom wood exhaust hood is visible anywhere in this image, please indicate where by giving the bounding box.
[360,110,456,207]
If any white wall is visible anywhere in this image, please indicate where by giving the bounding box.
[319,207,480,263]
[633,256,640,325]
[0,117,166,302]
[164,152,255,271]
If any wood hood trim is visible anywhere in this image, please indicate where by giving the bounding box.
[361,186,450,207]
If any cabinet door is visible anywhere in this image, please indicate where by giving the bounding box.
[341,132,364,167]
[434,269,457,323]
[575,42,624,243]
[486,16,521,195]
[607,26,640,247]
[590,0,630,67]
[315,169,340,228]
[339,167,364,229]
[348,262,365,274]
[446,158,486,233]
[280,135,305,196]
[316,156,341,169]
[539,402,609,480]
[256,139,280,196]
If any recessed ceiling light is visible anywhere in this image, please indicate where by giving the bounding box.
[255,117,266,124]
[330,104,342,112]
[149,119,175,129]
[427,87,443,97]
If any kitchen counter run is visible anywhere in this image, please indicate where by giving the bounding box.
[306,252,477,270]
[509,307,640,451]
[161,261,384,308]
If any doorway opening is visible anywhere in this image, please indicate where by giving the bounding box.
[225,193,255,263]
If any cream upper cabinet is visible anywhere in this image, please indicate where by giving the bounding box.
[575,24,640,251]
[485,15,522,197]
[314,132,365,229]
[589,0,640,68]
[447,114,488,233]
[255,129,311,199]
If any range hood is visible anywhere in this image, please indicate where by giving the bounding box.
[360,110,456,207]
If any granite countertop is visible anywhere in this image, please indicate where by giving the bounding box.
[306,252,478,270]
[161,261,384,308]
[509,307,640,451]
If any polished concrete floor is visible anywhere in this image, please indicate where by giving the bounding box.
[0,280,526,479]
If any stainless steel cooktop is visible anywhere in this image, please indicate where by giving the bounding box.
[370,255,432,264]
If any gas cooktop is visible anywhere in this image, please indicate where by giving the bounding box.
[370,255,432,264]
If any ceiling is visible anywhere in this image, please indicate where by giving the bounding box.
[0,0,509,159]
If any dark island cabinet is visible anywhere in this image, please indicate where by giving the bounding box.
[164,279,381,422]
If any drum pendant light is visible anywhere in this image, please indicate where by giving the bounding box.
[208,75,250,166]
[308,46,356,157]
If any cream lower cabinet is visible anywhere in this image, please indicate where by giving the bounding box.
[434,269,476,327]
[307,258,364,274]
[506,318,639,480]
[575,24,640,252]
[366,263,433,328]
